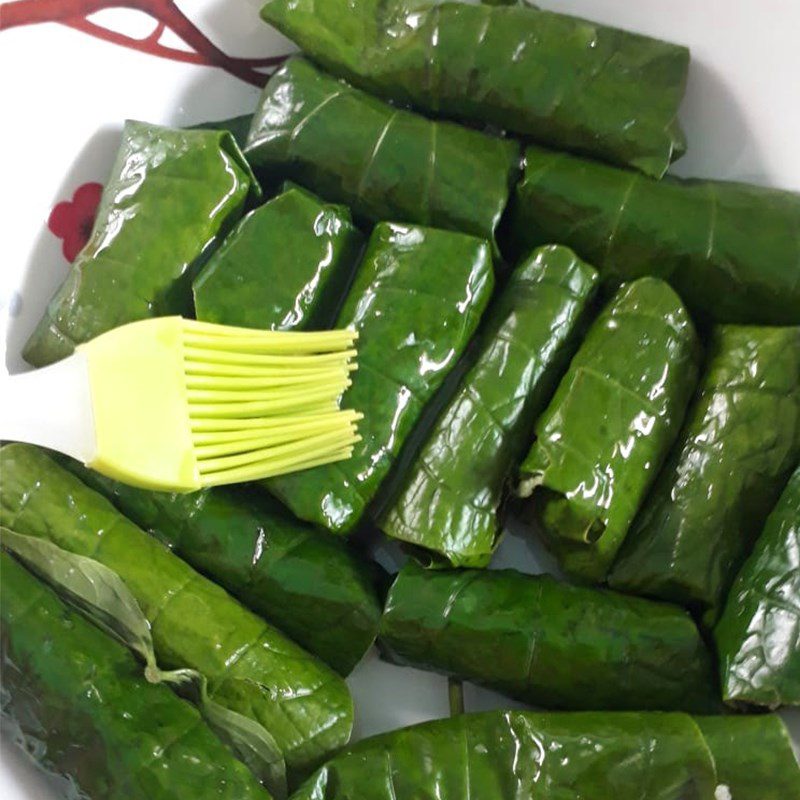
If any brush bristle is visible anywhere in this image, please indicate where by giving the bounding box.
[180,319,360,486]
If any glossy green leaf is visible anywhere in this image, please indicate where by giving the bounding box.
[244,57,519,244]
[193,185,364,332]
[199,696,287,798]
[694,715,800,800]
[52,172,378,676]
[260,1,689,177]
[190,114,255,149]
[289,710,717,800]
[517,277,701,582]
[380,562,719,713]
[23,121,260,367]
[380,245,598,567]
[713,467,800,707]
[1,527,156,669]
[0,444,353,784]
[1,550,272,800]
[505,144,800,325]
[0,527,288,797]
[61,460,383,676]
[265,222,495,536]
[610,326,800,616]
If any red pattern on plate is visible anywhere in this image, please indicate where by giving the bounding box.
[0,0,286,86]
[48,182,103,263]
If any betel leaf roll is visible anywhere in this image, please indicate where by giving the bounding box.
[0,550,271,800]
[713,466,800,707]
[2,526,287,797]
[266,222,495,536]
[516,277,700,582]
[244,57,519,244]
[62,461,383,677]
[193,185,363,332]
[0,444,352,782]
[23,121,260,367]
[610,326,800,616]
[289,710,717,800]
[694,716,800,800]
[73,182,374,676]
[380,562,718,714]
[260,0,689,178]
[380,245,598,567]
[505,144,800,326]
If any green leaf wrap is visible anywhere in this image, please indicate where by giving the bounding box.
[265,222,495,535]
[244,57,519,244]
[506,144,800,325]
[61,461,383,676]
[380,245,598,567]
[23,121,259,367]
[289,710,717,800]
[517,277,701,582]
[260,0,689,177]
[694,715,800,800]
[0,550,271,800]
[0,444,352,783]
[191,114,255,149]
[193,185,364,332]
[380,562,719,714]
[60,173,376,676]
[713,467,800,707]
[1,527,288,797]
[610,326,800,615]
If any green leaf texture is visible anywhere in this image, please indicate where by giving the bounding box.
[506,144,800,325]
[23,121,259,366]
[1,528,156,668]
[694,715,800,800]
[380,245,598,567]
[260,0,689,177]
[0,528,288,796]
[193,185,363,332]
[380,562,719,713]
[714,466,800,707]
[517,277,701,582]
[265,222,495,535]
[0,444,352,784]
[244,57,519,244]
[0,550,272,800]
[610,325,800,616]
[289,710,717,800]
[190,114,255,149]
[61,461,383,676]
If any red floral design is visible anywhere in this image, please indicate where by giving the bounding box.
[48,182,103,262]
[0,0,286,87]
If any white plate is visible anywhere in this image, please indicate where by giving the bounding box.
[1,1,798,796]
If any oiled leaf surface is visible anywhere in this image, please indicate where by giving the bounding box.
[266,223,494,535]
[261,0,689,177]
[380,563,719,714]
[381,245,598,567]
[245,57,519,243]
[290,710,717,800]
[714,467,800,707]
[24,121,258,366]
[518,277,700,581]
[65,461,382,676]
[0,444,352,783]
[0,550,271,800]
[507,145,800,325]
[611,326,800,616]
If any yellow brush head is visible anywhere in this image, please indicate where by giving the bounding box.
[81,317,361,492]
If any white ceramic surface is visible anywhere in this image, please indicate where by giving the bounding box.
[1,1,798,796]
